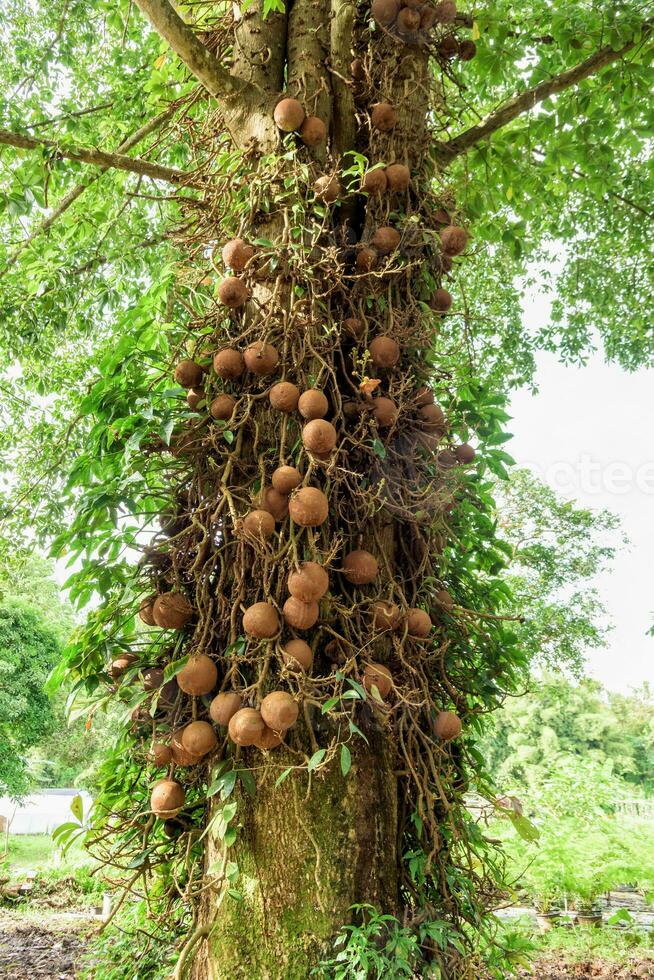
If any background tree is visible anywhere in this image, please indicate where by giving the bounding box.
[0,598,60,796]
[483,674,654,799]
[496,469,625,674]
[0,2,652,978]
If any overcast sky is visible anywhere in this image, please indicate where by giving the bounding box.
[509,290,654,694]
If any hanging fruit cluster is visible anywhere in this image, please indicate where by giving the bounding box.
[103,0,480,860]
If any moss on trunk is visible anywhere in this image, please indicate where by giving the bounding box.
[195,737,398,979]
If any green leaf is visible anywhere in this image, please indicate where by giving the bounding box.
[307,749,326,771]
[508,813,541,843]
[340,744,351,777]
[70,794,84,823]
[275,767,293,787]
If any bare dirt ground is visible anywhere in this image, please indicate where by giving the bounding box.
[518,956,654,978]
[0,909,94,979]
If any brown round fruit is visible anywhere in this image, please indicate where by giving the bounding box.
[372,397,398,427]
[254,726,284,750]
[228,707,265,746]
[161,678,179,706]
[209,691,242,727]
[371,103,398,132]
[218,277,249,308]
[282,639,314,672]
[385,163,411,192]
[109,656,135,679]
[372,600,401,631]
[174,359,203,388]
[288,561,329,601]
[414,386,434,408]
[440,225,468,256]
[371,0,399,25]
[283,595,319,630]
[222,238,255,272]
[171,729,202,767]
[351,58,365,80]
[458,39,477,60]
[342,549,379,585]
[151,780,185,817]
[272,465,302,495]
[244,341,279,376]
[274,97,305,132]
[213,348,244,380]
[420,5,437,28]
[356,247,378,272]
[298,389,328,421]
[420,403,446,432]
[438,34,459,58]
[372,226,401,256]
[288,486,329,526]
[142,668,164,691]
[259,486,289,521]
[434,710,462,740]
[299,115,327,148]
[139,595,157,627]
[177,654,218,696]
[302,419,337,455]
[343,316,364,338]
[455,443,476,464]
[397,6,421,31]
[434,0,457,23]
[187,387,204,411]
[182,720,218,757]
[243,602,280,639]
[369,335,400,369]
[362,169,388,194]
[407,608,432,637]
[261,691,299,732]
[269,381,300,412]
[210,394,236,421]
[314,175,342,203]
[149,743,172,767]
[152,592,193,630]
[363,662,393,699]
[242,509,276,540]
[435,589,454,611]
[431,288,453,312]
[436,448,455,469]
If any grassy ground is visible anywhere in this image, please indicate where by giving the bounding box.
[1,835,102,909]
[4,835,55,868]
[538,924,654,964]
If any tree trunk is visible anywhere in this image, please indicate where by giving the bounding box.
[196,738,398,978]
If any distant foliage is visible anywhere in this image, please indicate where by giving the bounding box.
[481,673,654,797]
[0,599,60,795]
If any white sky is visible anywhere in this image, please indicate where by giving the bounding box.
[509,289,654,694]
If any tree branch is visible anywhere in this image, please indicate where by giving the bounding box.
[435,24,652,162]
[0,127,200,186]
[133,0,277,149]
[1,105,179,278]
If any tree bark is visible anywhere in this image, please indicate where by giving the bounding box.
[195,737,398,979]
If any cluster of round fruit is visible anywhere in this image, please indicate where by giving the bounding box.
[371,0,476,59]
[273,97,327,147]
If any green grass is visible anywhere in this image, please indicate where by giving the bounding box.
[3,833,87,869]
[536,924,654,965]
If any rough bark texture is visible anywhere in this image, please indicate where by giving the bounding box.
[196,738,398,979]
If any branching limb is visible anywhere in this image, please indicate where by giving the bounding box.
[0,127,200,186]
[1,104,179,277]
[133,0,277,149]
[435,23,652,162]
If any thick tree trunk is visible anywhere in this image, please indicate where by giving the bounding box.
[196,739,398,978]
